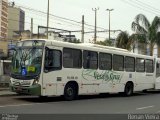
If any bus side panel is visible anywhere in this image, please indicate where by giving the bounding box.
[79,69,101,95]
[98,71,135,93]
[80,70,136,94]
[155,77,160,89]
[134,72,154,91]
[79,84,99,94]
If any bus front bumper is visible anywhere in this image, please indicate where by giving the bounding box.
[10,84,41,96]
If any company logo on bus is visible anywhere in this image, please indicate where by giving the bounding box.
[82,70,123,83]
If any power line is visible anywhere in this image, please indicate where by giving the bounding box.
[7,1,108,33]
[8,18,41,27]
[13,3,106,30]
[1,8,95,31]
[7,18,120,40]
[1,9,88,31]
[7,14,108,39]
[7,1,121,40]
[130,0,160,15]
[121,0,160,16]
[7,5,82,27]
[134,0,160,14]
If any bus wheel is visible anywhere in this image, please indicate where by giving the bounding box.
[64,83,77,101]
[39,96,48,101]
[124,82,133,96]
[142,90,148,93]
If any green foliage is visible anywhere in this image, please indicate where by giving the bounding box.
[131,13,160,55]
[95,39,113,46]
[156,32,160,46]
[115,31,133,50]
[130,34,147,43]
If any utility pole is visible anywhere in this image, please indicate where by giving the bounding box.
[81,15,84,43]
[92,7,99,43]
[106,9,114,41]
[30,18,33,39]
[46,0,50,39]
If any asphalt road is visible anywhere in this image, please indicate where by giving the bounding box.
[0,91,160,114]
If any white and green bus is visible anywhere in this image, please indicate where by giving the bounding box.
[10,39,157,100]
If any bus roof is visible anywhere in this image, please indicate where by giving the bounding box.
[20,39,154,59]
[78,43,129,52]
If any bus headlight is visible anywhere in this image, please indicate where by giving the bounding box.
[32,77,39,85]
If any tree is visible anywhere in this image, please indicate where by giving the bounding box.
[95,39,113,46]
[129,33,147,54]
[131,14,160,56]
[115,31,133,50]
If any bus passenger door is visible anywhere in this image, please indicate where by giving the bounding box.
[42,47,62,96]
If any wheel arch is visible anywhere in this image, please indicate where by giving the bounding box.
[125,81,134,88]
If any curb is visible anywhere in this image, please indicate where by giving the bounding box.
[0,93,17,97]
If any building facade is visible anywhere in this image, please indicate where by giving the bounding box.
[0,0,8,40]
[0,0,8,57]
[8,5,25,40]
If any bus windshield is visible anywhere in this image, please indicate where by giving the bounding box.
[11,40,44,79]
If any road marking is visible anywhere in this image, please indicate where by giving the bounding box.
[136,105,154,110]
[0,103,42,108]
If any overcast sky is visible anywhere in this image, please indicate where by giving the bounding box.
[9,0,160,41]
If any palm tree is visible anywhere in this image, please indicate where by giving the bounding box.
[132,14,160,56]
[130,33,147,54]
[115,31,133,50]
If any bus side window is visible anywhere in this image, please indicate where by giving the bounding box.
[44,48,62,72]
[83,50,98,69]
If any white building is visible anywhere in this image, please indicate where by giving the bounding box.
[47,31,77,42]
[62,35,77,42]
[48,31,64,41]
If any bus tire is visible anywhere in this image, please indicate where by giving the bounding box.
[39,96,48,100]
[64,83,77,101]
[124,82,133,96]
[142,90,148,93]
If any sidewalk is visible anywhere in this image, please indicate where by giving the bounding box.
[0,75,17,96]
[0,88,17,96]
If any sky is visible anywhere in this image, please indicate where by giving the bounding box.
[9,0,160,42]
